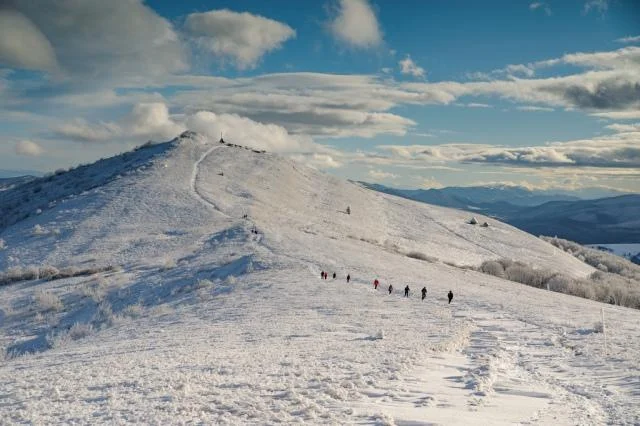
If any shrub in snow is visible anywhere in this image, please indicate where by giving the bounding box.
[48,323,94,348]
[546,274,573,293]
[32,224,48,236]
[121,304,144,319]
[504,264,551,288]
[542,236,640,280]
[593,321,604,333]
[477,256,640,309]
[57,266,80,278]
[160,257,177,271]
[195,279,214,289]
[22,266,40,281]
[94,302,115,326]
[480,260,505,278]
[34,290,63,312]
[406,251,437,262]
[67,322,93,340]
[39,265,60,280]
[82,283,105,303]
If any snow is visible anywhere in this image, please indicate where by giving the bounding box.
[0,134,638,424]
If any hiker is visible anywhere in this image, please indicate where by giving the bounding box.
[321,271,326,280]
[346,274,351,283]
[421,287,427,301]
[346,206,351,215]
[323,272,328,280]
[332,272,336,279]
[448,290,453,304]
[388,284,393,294]
[404,285,410,297]
[374,279,379,289]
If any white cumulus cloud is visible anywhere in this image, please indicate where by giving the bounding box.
[15,140,44,156]
[185,10,296,70]
[616,35,640,44]
[367,169,397,180]
[399,55,426,78]
[185,111,314,153]
[328,0,382,49]
[4,0,186,81]
[0,9,57,72]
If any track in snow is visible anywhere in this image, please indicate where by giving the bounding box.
[190,145,227,215]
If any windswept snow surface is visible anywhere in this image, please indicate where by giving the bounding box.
[1,134,638,425]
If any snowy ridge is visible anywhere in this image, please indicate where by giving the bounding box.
[0,133,638,424]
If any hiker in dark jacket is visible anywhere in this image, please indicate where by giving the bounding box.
[404,285,410,297]
[448,290,453,304]
[421,287,427,301]
[332,272,336,279]
[321,271,325,280]
[388,284,393,294]
[346,274,351,283]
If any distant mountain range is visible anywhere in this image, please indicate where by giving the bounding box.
[0,169,41,178]
[361,183,640,244]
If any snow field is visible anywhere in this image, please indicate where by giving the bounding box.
[0,133,638,424]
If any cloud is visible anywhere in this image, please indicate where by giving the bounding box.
[328,0,382,49]
[367,169,398,180]
[605,122,640,133]
[54,119,121,142]
[169,73,421,137]
[15,140,44,156]
[185,111,314,152]
[418,176,443,189]
[463,103,491,108]
[590,110,640,120]
[53,103,320,155]
[557,46,640,70]
[290,153,343,169]
[0,9,58,72]
[54,103,184,143]
[505,64,535,77]
[125,103,185,141]
[516,106,554,112]
[583,0,608,15]
[399,56,426,78]
[616,35,640,44]
[378,122,640,168]
[4,0,186,82]
[185,10,295,70]
[529,2,552,15]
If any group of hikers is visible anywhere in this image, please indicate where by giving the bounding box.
[322,272,454,304]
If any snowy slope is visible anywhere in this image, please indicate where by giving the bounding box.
[0,133,638,425]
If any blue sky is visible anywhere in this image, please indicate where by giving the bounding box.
[0,0,639,193]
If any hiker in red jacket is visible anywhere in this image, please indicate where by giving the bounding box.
[374,279,379,289]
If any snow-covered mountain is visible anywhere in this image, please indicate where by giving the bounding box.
[0,132,638,424]
[509,195,640,244]
[363,183,640,245]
